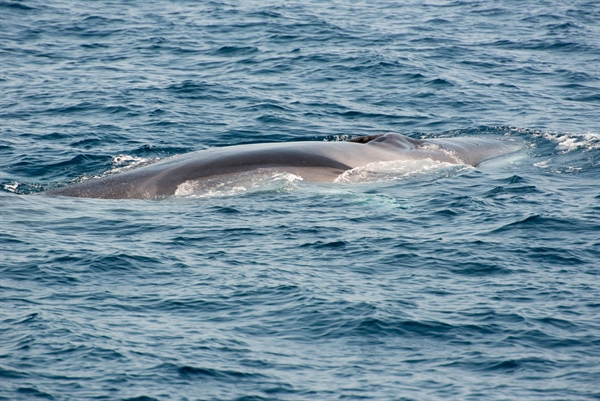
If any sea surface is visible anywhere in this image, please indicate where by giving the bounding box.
[1,1,599,400]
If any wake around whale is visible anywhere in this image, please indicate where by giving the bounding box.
[44,133,522,199]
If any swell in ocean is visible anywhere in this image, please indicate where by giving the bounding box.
[1,1,599,400]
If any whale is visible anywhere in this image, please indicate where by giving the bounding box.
[44,133,521,199]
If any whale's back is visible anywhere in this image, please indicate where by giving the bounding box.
[44,134,522,199]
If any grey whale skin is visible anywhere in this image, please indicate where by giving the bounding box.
[45,133,521,199]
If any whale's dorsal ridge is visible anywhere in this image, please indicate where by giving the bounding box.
[347,134,385,144]
[348,132,422,148]
[359,132,423,150]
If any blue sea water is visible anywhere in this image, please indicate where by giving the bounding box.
[1,0,599,400]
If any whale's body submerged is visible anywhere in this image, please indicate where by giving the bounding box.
[44,133,521,199]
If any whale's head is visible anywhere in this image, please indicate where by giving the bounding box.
[349,132,523,167]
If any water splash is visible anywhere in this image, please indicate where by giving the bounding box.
[175,170,303,198]
[108,154,157,174]
[538,132,600,152]
[335,159,469,184]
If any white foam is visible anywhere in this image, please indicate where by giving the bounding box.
[324,134,351,142]
[108,154,155,174]
[538,132,600,152]
[3,182,19,193]
[533,159,551,169]
[334,159,468,184]
[175,170,303,198]
[416,142,463,163]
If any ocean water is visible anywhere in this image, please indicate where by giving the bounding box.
[1,0,599,400]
